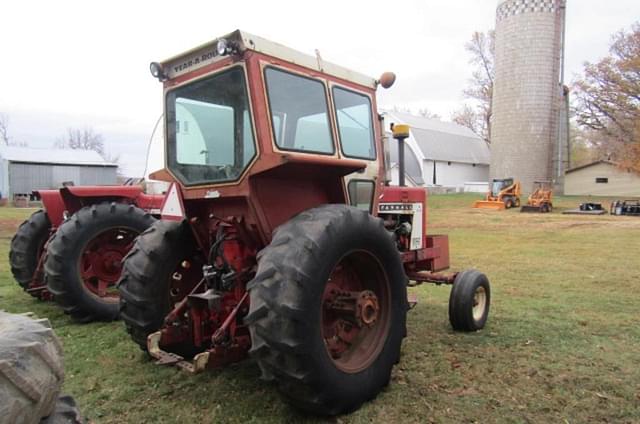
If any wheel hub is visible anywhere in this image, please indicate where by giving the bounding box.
[80,228,137,300]
[356,290,379,327]
[321,251,391,374]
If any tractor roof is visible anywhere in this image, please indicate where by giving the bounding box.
[159,29,378,89]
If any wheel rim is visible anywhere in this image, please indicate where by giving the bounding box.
[79,227,138,302]
[472,286,487,321]
[321,250,391,374]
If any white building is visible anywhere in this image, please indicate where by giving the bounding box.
[383,111,491,191]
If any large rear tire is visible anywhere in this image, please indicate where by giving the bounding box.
[0,312,64,423]
[9,210,51,295]
[45,203,155,322]
[118,220,200,352]
[246,205,408,415]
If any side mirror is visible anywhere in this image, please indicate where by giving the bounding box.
[378,72,396,89]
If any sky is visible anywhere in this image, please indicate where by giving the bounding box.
[1,0,638,176]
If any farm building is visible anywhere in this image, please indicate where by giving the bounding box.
[0,146,118,200]
[564,160,640,196]
[383,111,490,190]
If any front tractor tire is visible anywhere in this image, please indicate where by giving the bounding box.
[246,205,408,415]
[448,270,491,332]
[9,209,51,295]
[45,203,155,322]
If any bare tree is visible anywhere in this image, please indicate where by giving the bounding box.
[452,30,495,143]
[452,105,483,138]
[0,113,10,145]
[392,105,412,114]
[56,127,105,156]
[417,108,441,120]
[572,22,640,170]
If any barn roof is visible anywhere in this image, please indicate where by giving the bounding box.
[0,146,117,167]
[384,111,490,165]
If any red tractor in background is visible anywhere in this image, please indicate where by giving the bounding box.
[9,184,163,321]
[118,30,491,415]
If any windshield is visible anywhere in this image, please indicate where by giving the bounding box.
[165,67,256,185]
[491,180,509,196]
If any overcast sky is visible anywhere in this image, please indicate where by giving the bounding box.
[1,0,638,176]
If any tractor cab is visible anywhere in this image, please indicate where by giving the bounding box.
[150,30,385,243]
[491,178,514,197]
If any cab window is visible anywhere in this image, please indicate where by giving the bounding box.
[348,180,375,212]
[264,67,334,154]
[333,87,375,160]
[166,67,256,185]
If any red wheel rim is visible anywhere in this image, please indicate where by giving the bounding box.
[321,250,391,374]
[78,227,138,302]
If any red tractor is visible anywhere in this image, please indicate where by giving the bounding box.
[118,30,491,415]
[9,185,163,321]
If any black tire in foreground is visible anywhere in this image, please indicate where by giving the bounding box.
[45,202,155,322]
[41,395,84,424]
[246,204,408,415]
[9,209,51,294]
[0,311,64,423]
[118,219,199,351]
[448,270,491,332]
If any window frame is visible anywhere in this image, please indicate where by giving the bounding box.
[331,85,377,161]
[164,64,258,187]
[263,65,336,156]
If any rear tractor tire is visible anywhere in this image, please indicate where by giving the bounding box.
[0,312,64,423]
[246,205,408,415]
[448,270,491,332]
[45,202,155,322]
[118,220,201,353]
[9,210,51,295]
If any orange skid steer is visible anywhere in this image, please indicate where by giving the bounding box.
[521,181,553,213]
[473,178,521,210]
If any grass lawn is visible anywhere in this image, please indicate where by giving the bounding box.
[0,194,639,423]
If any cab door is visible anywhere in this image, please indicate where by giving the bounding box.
[330,84,379,213]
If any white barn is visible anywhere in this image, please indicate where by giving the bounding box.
[383,111,490,191]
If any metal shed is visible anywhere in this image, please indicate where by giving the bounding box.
[0,146,118,199]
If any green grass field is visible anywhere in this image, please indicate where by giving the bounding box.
[1,194,639,423]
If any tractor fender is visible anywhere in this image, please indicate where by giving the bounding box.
[60,186,163,216]
[34,190,66,228]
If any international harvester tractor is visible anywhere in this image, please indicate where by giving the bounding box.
[119,30,491,415]
[9,185,163,321]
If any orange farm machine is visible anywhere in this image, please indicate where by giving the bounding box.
[9,185,163,321]
[473,178,521,210]
[117,30,492,415]
[520,181,553,213]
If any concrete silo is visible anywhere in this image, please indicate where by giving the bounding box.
[490,0,569,193]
